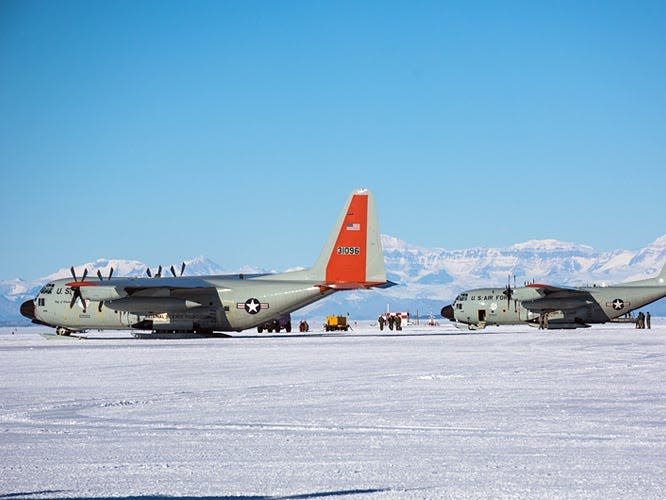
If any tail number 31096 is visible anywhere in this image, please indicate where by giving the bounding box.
[337,246,361,255]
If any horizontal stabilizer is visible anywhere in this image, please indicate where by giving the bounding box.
[317,280,397,291]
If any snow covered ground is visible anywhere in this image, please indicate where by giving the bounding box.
[1,321,665,498]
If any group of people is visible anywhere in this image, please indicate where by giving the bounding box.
[635,311,651,329]
[298,320,310,332]
[378,313,403,331]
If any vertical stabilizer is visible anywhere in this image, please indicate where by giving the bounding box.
[308,189,387,287]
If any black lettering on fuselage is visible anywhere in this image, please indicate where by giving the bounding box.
[471,294,505,302]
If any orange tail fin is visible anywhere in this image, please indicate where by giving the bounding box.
[310,189,387,288]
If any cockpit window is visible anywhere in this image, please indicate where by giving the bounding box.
[456,293,468,302]
[40,283,55,295]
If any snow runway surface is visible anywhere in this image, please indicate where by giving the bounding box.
[1,323,665,498]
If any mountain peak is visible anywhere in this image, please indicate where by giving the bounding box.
[381,234,412,252]
[185,255,208,265]
[650,235,666,248]
[509,239,594,253]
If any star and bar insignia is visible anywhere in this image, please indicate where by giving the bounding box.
[607,298,630,311]
[237,298,269,314]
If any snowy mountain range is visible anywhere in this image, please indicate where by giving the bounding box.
[2,235,666,324]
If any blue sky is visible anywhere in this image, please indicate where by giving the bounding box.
[1,1,665,280]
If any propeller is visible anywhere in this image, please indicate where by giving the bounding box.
[69,266,88,312]
[96,267,114,281]
[146,265,162,278]
[170,262,186,277]
[502,274,513,309]
[96,267,114,312]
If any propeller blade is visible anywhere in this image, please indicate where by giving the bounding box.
[156,265,162,278]
[98,301,104,313]
[146,268,152,278]
[108,267,113,280]
[501,275,511,306]
[81,268,88,282]
[170,265,177,278]
[69,288,86,311]
[70,266,78,282]
[180,262,186,276]
[97,270,103,281]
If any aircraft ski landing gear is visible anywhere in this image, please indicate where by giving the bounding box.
[131,329,227,339]
[55,326,73,336]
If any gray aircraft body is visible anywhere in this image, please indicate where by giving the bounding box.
[441,264,666,330]
[21,189,392,336]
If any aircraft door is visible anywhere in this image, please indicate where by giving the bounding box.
[478,310,486,322]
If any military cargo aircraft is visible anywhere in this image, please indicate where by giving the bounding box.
[441,263,666,330]
[20,189,392,336]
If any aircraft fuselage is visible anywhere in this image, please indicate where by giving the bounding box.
[20,189,391,336]
[25,276,334,334]
[444,282,665,330]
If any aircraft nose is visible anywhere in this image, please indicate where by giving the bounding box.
[441,304,455,321]
[20,299,35,320]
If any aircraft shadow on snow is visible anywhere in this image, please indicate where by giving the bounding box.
[0,488,391,499]
[62,329,533,341]
[231,329,524,339]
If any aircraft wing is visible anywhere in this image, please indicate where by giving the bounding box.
[108,272,272,290]
[112,276,216,294]
[73,273,275,299]
[520,285,595,312]
[70,276,216,303]
[526,284,591,297]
